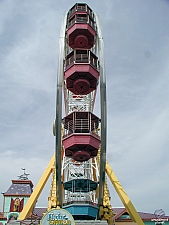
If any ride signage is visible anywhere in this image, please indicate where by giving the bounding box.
[40,208,75,225]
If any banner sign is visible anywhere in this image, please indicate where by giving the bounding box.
[40,208,75,225]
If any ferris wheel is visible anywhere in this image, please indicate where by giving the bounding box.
[53,3,108,220]
[18,3,144,225]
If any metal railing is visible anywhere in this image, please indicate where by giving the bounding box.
[64,119,98,135]
[65,50,98,70]
[67,14,95,29]
[68,4,94,19]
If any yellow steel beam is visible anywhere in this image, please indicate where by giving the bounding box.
[18,154,55,220]
[105,161,144,225]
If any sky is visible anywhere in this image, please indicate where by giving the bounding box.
[0,0,169,216]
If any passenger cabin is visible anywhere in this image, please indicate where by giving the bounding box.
[64,50,99,95]
[66,3,96,49]
[62,111,100,162]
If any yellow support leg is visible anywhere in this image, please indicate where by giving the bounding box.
[18,155,55,220]
[105,161,144,225]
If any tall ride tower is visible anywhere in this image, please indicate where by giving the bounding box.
[18,3,144,225]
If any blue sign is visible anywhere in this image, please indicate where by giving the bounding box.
[7,212,19,223]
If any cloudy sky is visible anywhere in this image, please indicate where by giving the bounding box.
[0,0,169,216]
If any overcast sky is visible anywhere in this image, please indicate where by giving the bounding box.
[0,0,169,216]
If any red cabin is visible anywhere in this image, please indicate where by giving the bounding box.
[62,111,100,162]
[66,3,96,49]
[64,50,99,95]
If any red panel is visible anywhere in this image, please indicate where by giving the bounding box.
[63,133,99,147]
[67,24,95,37]
[10,198,14,212]
[65,64,99,79]
[19,198,24,212]
[67,24,96,49]
[64,64,99,95]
